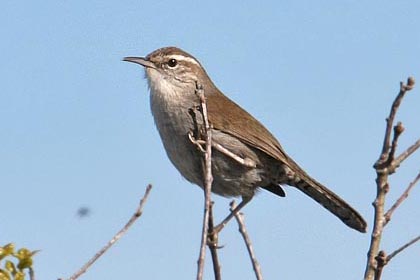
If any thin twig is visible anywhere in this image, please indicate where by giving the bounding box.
[230,200,263,280]
[374,235,420,280]
[208,202,222,280]
[387,122,404,165]
[29,267,35,280]
[196,83,214,280]
[387,235,420,263]
[377,77,414,163]
[393,138,420,168]
[64,184,153,280]
[384,171,420,225]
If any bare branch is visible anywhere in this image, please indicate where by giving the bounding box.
[65,184,153,280]
[385,171,420,225]
[364,77,416,280]
[387,235,420,263]
[393,138,420,168]
[29,267,35,280]
[376,77,415,165]
[230,200,263,280]
[373,235,420,280]
[387,122,404,165]
[208,202,222,280]
[195,82,214,280]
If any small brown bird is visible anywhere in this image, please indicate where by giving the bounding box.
[124,47,367,233]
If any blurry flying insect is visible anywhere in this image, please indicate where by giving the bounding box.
[76,206,91,218]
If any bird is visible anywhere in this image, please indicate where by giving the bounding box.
[124,46,367,233]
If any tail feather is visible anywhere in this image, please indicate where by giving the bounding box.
[292,174,367,233]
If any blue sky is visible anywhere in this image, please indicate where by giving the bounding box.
[1,1,419,279]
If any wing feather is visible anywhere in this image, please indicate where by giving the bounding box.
[206,93,288,164]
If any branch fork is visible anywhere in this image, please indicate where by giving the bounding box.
[364,77,420,280]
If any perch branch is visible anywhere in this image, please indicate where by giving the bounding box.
[208,202,222,280]
[195,82,214,280]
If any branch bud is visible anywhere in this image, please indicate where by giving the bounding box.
[394,122,405,135]
[406,76,415,90]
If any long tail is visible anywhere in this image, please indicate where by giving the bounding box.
[291,172,367,233]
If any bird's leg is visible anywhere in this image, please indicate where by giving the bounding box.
[212,142,257,168]
[188,131,206,152]
[212,196,252,234]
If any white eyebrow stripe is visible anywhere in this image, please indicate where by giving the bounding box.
[169,54,200,66]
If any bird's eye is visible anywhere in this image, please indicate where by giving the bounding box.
[167,58,178,68]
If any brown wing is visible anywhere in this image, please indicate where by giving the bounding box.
[206,92,290,164]
[206,92,368,232]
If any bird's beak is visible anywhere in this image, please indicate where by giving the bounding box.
[123,57,156,69]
